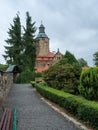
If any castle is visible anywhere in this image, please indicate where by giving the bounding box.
[35,23,63,73]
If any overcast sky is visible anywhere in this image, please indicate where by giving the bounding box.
[0,0,98,66]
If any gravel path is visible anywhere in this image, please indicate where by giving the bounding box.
[5,84,80,130]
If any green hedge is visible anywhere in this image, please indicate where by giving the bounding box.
[31,82,98,130]
[30,81,36,87]
[79,67,98,100]
[17,70,42,83]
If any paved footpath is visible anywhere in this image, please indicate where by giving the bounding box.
[5,84,80,130]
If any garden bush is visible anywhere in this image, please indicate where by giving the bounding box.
[0,64,8,71]
[79,67,98,100]
[43,51,82,94]
[32,83,98,130]
[43,62,81,94]
[17,69,42,83]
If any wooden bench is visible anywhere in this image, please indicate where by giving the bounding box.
[0,108,13,130]
[0,98,16,130]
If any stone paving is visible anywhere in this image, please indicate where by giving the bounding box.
[5,84,80,130]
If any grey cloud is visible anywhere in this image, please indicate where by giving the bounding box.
[0,0,98,66]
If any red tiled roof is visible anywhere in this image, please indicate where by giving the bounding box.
[36,52,55,61]
[36,57,51,61]
[37,52,55,58]
[46,52,55,57]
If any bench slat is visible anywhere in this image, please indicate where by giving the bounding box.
[2,109,9,130]
[6,109,11,130]
[0,109,7,129]
[9,110,13,130]
[10,109,13,130]
[0,108,14,130]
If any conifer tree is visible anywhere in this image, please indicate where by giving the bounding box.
[93,51,98,66]
[79,67,98,100]
[3,12,37,71]
[64,50,78,64]
[3,13,22,67]
[78,58,88,67]
[22,12,36,71]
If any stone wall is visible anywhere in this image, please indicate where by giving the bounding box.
[0,72,13,100]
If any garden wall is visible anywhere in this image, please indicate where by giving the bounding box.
[0,71,13,100]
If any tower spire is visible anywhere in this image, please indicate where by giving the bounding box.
[37,23,48,38]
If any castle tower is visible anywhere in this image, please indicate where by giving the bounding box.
[35,24,63,72]
[36,23,50,56]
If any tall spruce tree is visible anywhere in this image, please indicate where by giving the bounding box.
[3,13,22,67]
[93,51,98,66]
[22,12,36,71]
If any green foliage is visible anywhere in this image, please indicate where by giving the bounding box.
[34,83,98,130]
[3,12,37,72]
[93,51,98,66]
[16,69,41,83]
[43,51,82,94]
[3,13,22,68]
[79,67,98,100]
[0,64,8,71]
[78,58,88,67]
[30,81,36,87]
[64,50,78,64]
[22,12,37,71]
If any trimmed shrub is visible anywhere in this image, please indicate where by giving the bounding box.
[79,67,98,100]
[17,69,42,83]
[30,81,36,87]
[43,63,81,94]
[32,83,98,130]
